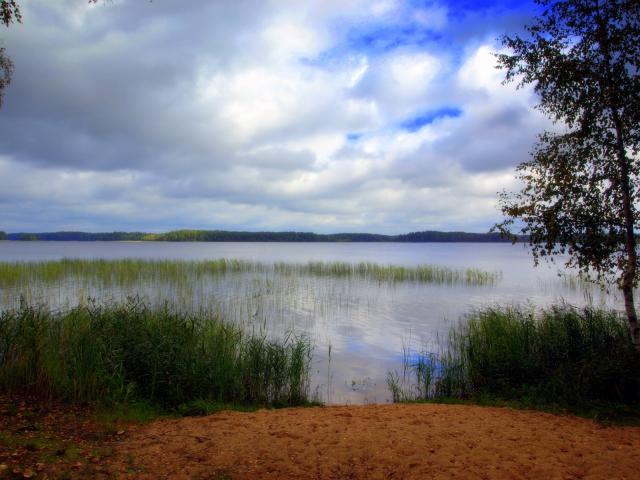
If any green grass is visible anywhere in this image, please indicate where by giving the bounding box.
[0,431,83,462]
[388,305,640,412]
[0,298,313,409]
[0,258,499,288]
[393,395,640,425]
[92,400,168,427]
[274,260,497,285]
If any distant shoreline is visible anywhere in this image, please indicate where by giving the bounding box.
[0,229,526,243]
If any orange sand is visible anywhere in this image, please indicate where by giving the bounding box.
[112,403,640,479]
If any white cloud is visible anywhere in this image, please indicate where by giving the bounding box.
[457,45,503,92]
[389,52,441,93]
[0,1,544,233]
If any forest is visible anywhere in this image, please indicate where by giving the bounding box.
[3,229,522,242]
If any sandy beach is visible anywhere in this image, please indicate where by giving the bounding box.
[108,403,640,479]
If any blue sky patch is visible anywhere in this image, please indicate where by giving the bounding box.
[400,107,463,132]
[346,26,441,56]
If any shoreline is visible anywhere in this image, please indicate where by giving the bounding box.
[3,395,640,479]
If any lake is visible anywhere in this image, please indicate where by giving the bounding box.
[0,241,620,404]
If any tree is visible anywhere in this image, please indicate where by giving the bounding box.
[494,0,640,349]
[0,0,20,27]
[0,2,110,106]
[0,45,11,107]
[0,0,20,107]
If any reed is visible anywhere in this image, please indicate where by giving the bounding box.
[0,258,499,289]
[388,305,640,407]
[0,298,313,408]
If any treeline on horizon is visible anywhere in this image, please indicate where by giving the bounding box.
[0,229,525,243]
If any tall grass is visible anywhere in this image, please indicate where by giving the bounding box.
[388,305,640,407]
[0,258,499,288]
[0,298,312,408]
[275,261,497,285]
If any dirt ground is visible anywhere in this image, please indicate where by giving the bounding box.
[0,395,121,479]
[108,403,640,480]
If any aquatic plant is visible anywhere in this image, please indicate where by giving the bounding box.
[0,258,499,289]
[0,298,313,408]
[388,305,640,407]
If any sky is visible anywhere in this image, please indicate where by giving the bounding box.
[0,0,550,234]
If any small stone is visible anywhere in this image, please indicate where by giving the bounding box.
[117,430,125,435]
[22,468,34,478]
[36,462,45,471]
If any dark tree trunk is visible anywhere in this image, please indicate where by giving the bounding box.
[598,5,640,350]
[621,226,640,351]
[619,173,639,351]
[613,110,640,351]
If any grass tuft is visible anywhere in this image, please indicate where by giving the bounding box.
[388,305,640,410]
[0,298,313,409]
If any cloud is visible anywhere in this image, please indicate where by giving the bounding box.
[0,0,544,233]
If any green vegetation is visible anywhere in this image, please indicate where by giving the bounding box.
[17,233,37,241]
[388,305,640,411]
[0,231,6,240]
[0,258,499,287]
[0,299,313,409]
[275,261,497,285]
[495,0,640,349]
[5,229,525,242]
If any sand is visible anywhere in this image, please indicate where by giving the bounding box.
[111,403,640,479]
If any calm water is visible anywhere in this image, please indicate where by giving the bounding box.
[0,241,620,404]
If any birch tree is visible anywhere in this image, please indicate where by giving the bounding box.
[495,0,640,348]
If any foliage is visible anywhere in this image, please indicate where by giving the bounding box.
[0,46,12,107]
[4,229,524,242]
[0,0,20,27]
[16,233,37,241]
[388,305,640,409]
[0,0,19,108]
[0,299,313,408]
[496,0,640,280]
[494,0,640,344]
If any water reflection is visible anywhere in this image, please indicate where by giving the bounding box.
[0,241,624,404]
